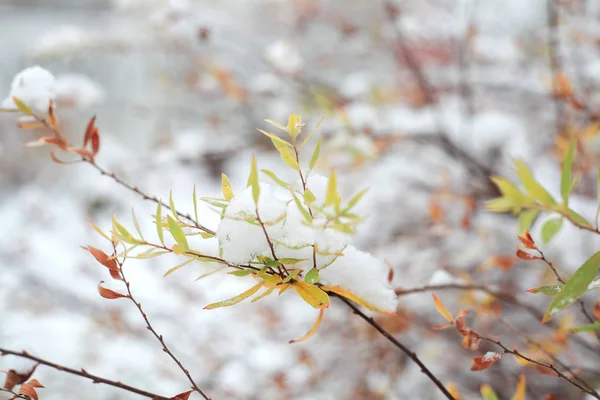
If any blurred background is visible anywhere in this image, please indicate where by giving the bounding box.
[3,0,600,399]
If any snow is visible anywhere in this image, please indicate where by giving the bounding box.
[54,74,105,109]
[31,25,94,57]
[1,66,55,114]
[264,40,303,74]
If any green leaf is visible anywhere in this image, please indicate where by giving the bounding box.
[261,169,292,190]
[480,384,499,400]
[131,209,145,241]
[221,173,234,201]
[303,189,316,205]
[228,269,254,277]
[12,97,32,115]
[264,119,288,132]
[561,138,576,206]
[200,198,229,208]
[282,269,301,283]
[193,184,199,223]
[518,209,539,233]
[543,251,600,323]
[572,322,600,334]
[541,218,563,243]
[527,276,600,296]
[112,215,138,244]
[287,113,301,139]
[279,258,307,265]
[309,135,322,171]
[294,282,330,309]
[292,191,313,223]
[156,202,164,245]
[168,215,189,249]
[345,188,368,212]
[305,268,319,284]
[299,117,325,151]
[279,146,300,171]
[514,160,556,206]
[164,259,194,277]
[257,129,291,150]
[567,208,592,228]
[248,156,260,205]
[325,169,339,207]
[169,191,180,221]
[200,232,215,239]
[204,282,265,309]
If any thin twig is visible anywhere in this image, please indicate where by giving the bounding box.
[335,295,456,400]
[0,387,28,399]
[114,248,212,400]
[0,348,171,400]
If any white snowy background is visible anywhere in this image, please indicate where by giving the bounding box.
[3,0,600,399]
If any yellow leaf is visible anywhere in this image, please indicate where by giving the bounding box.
[447,382,461,400]
[289,308,325,343]
[204,282,265,309]
[279,146,300,171]
[321,285,396,314]
[221,173,234,200]
[294,282,330,309]
[251,287,276,303]
[432,293,454,323]
[512,374,526,400]
[325,169,339,207]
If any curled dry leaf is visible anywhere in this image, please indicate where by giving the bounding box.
[97,281,129,300]
[517,232,536,250]
[19,379,44,400]
[290,308,325,343]
[461,330,480,350]
[83,116,96,148]
[471,352,503,371]
[2,365,38,390]
[84,246,121,280]
[432,293,454,323]
[90,128,100,157]
[516,249,541,261]
[170,391,193,400]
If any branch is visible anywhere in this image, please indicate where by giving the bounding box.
[0,348,171,400]
[114,248,212,400]
[335,295,456,400]
[0,387,28,399]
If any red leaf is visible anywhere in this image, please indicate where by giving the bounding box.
[84,246,121,280]
[19,379,44,400]
[97,281,129,300]
[517,234,536,250]
[470,352,503,371]
[516,249,541,261]
[170,391,193,400]
[90,128,100,156]
[83,116,96,147]
[461,330,480,350]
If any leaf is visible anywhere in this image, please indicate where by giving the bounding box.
[228,269,254,277]
[112,215,138,244]
[258,129,291,150]
[512,374,526,400]
[200,197,229,208]
[471,352,503,371]
[164,259,194,277]
[279,146,300,171]
[282,269,301,283]
[292,191,312,223]
[156,202,164,245]
[279,258,307,265]
[18,121,45,129]
[83,116,96,147]
[571,322,600,333]
[87,221,112,242]
[19,380,44,400]
[221,173,234,200]
[264,119,288,132]
[480,384,499,400]
[169,191,180,221]
[131,209,145,241]
[541,218,563,243]
[204,282,264,309]
[567,208,592,228]
[518,209,538,233]
[193,185,199,222]
[248,156,260,205]
[90,128,100,156]
[97,281,129,299]
[561,138,576,206]
[303,188,316,205]
[345,188,368,212]
[527,285,563,295]
[200,232,215,239]
[168,215,189,249]
[325,169,339,207]
[516,249,541,261]
[322,285,394,314]
[287,113,301,139]
[12,97,32,115]
[261,169,292,190]
[517,231,536,249]
[251,287,276,303]
[305,268,319,284]
[194,266,226,281]
[432,293,454,323]
[543,251,600,323]
[299,117,325,151]
[309,135,322,171]
[84,246,121,280]
[294,282,330,309]
[2,364,39,390]
[289,308,325,343]
[514,160,556,206]
[170,390,193,400]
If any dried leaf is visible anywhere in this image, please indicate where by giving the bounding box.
[20,380,44,400]
[432,293,454,323]
[471,352,503,371]
[84,246,121,280]
[90,128,100,156]
[516,249,541,261]
[83,116,96,147]
[517,232,536,250]
[97,281,129,300]
[321,285,393,314]
[461,330,480,350]
[170,391,193,400]
[2,365,38,390]
[290,308,325,343]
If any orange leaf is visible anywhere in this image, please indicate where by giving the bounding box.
[518,234,536,250]
[170,391,193,400]
[429,201,444,223]
[26,379,44,388]
[83,116,96,147]
[321,285,392,314]
[2,365,38,391]
[90,128,100,156]
[513,374,526,400]
[470,352,503,371]
[461,330,480,350]
[19,380,44,400]
[432,293,453,323]
[290,308,325,343]
[447,382,461,400]
[84,246,121,280]
[48,100,58,129]
[97,281,128,300]
[516,249,541,261]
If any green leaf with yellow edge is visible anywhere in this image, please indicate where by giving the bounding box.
[567,208,592,228]
[221,173,234,201]
[112,215,138,244]
[264,119,288,132]
[200,197,228,208]
[257,129,291,150]
[571,322,600,333]
[305,268,319,284]
[287,113,301,139]
[543,251,600,323]
[12,97,32,115]
[303,188,316,205]
[289,308,325,343]
[248,156,260,205]
[299,117,325,151]
[518,209,538,233]
[228,269,254,277]
[292,191,312,223]
[193,184,199,222]
[169,190,180,221]
[480,384,499,400]
[514,160,556,206]
[294,282,330,309]
[541,218,563,243]
[309,135,322,171]
[282,269,301,283]
[261,169,292,190]
[321,285,394,314]
[561,138,576,206]
[325,169,339,207]
[156,202,164,245]
[131,209,145,241]
[164,259,194,277]
[279,146,300,171]
[204,282,264,309]
[251,287,276,303]
[168,215,189,249]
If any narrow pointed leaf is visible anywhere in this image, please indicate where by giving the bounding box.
[289,308,325,343]
[541,218,563,243]
[322,285,395,314]
[169,191,180,221]
[131,209,145,241]
[264,119,288,132]
[294,282,330,309]
[514,160,556,206]
[300,117,325,150]
[279,146,300,171]
[168,215,189,249]
[156,202,164,245]
[164,259,194,277]
[432,293,454,323]
[221,173,234,200]
[251,287,276,303]
[204,282,264,309]
[193,184,199,222]
[261,169,292,190]
[325,169,339,206]
[309,135,322,170]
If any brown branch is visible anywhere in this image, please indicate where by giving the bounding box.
[114,248,212,400]
[335,295,456,400]
[0,348,171,400]
[254,208,285,278]
[0,387,28,399]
